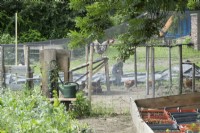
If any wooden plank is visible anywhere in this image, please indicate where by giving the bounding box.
[70,63,89,72]
[49,98,76,102]
[130,98,154,133]
[135,92,200,109]
[159,15,174,37]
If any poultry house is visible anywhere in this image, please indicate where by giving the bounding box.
[124,80,135,91]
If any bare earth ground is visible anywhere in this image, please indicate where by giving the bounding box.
[78,87,137,133]
[78,85,164,133]
[78,83,200,133]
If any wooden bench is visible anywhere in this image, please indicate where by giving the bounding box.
[49,98,76,102]
[49,98,76,110]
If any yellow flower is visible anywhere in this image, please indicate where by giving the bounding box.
[166,129,170,132]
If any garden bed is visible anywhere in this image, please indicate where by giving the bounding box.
[130,92,200,133]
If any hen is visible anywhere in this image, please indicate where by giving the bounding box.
[183,78,192,89]
[93,39,114,56]
[124,80,135,91]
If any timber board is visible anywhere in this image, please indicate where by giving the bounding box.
[49,98,76,102]
[135,92,200,109]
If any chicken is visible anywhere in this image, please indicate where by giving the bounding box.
[183,78,192,89]
[79,81,86,90]
[93,39,114,56]
[147,80,153,87]
[124,80,135,91]
[83,79,102,94]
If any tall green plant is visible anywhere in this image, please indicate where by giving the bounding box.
[0,87,88,132]
[69,91,91,118]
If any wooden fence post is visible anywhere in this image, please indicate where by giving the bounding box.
[192,63,195,92]
[105,58,110,91]
[40,49,57,97]
[85,45,89,90]
[168,43,172,88]
[146,46,150,95]
[0,46,5,88]
[178,45,183,94]
[151,47,155,98]
[24,45,33,88]
[134,46,137,87]
[88,43,94,102]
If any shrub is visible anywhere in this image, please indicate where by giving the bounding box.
[69,91,91,118]
[0,87,88,132]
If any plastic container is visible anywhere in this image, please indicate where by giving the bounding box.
[154,130,180,133]
[140,109,170,119]
[166,109,196,114]
[144,118,174,124]
[175,116,198,124]
[148,124,178,130]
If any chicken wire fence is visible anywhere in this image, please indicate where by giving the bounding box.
[71,41,200,95]
[1,37,200,88]
[3,38,69,65]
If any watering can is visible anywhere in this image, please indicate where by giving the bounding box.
[59,82,79,98]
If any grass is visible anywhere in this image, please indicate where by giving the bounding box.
[70,45,200,73]
[33,44,200,75]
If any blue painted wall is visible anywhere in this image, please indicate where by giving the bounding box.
[165,11,191,39]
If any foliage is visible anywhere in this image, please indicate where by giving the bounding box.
[0,87,88,132]
[187,0,200,10]
[0,33,15,44]
[91,102,115,117]
[0,0,79,42]
[69,91,91,118]
[19,29,46,43]
[68,0,189,61]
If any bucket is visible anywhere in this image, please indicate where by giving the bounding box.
[59,82,79,98]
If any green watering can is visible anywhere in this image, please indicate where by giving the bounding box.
[59,82,79,98]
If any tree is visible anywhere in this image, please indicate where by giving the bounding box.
[19,29,46,43]
[187,0,200,10]
[68,0,189,61]
[0,0,79,42]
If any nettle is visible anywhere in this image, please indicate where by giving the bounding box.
[0,87,88,133]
